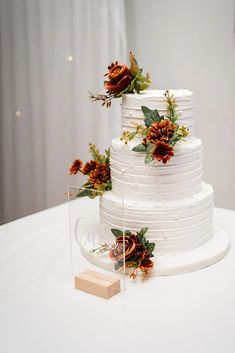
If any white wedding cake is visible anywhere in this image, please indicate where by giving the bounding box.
[71,54,230,277]
[98,89,229,275]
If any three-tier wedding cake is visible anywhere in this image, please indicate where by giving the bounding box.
[99,89,229,275]
[70,54,230,277]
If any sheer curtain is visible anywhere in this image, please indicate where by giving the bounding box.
[0,0,127,224]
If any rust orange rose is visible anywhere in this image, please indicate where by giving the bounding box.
[104,62,133,94]
[109,234,138,261]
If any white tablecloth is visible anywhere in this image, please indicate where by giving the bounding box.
[0,200,235,353]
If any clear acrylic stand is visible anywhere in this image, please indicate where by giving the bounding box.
[67,185,126,292]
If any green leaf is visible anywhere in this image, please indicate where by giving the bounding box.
[80,181,93,188]
[105,180,112,191]
[140,227,148,236]
[132,143,147,152]
[137,230,149,249]
[111,229,124,238]
[144,116,154,127]
[147,242,155,253]
[147,143,154,152]
[89,191,99,199]
[145,153,154,164]
[105,148,110,163]
[125,230,132,236]
[141,106,152,120]
[76,189,93,198]
[169,126,183,146]
[141,106,162,127]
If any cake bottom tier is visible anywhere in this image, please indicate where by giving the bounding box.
[100,182,214,255]
[80,223,229,276]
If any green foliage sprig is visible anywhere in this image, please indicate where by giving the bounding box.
[164,90,179,123]
[120,124,148,144]
[89,143,110,164]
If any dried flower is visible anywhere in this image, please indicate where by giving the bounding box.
[69,145,111,198]
[146,119,176,144]
[89,162,110,189]
[82,160,97,175]
[69,159,83,175]
[109,234,139,261]
[152,141,174,164]
[177,126,189,138]
[104,63,133,94]
[90,52,151,107]
[122,91,189,165]
[91,228,155,279]
[109,227,155,279]
[139,257,154,277]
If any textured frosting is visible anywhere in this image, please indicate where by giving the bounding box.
[111,136,203,201]
[98,88,215,257]
[121,89,194,133]
[100,182,214,254]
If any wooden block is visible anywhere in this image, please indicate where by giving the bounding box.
[83,269,120,285]
[74,269,121,299]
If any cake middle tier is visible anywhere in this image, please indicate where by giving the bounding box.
[111,136,203,201]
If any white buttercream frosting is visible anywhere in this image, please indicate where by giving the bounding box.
[111,136,203,200]
[100,182,214,254]
[121,89,194,133]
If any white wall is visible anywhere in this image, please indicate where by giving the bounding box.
[125,0,235,209]
[0,0,126,224]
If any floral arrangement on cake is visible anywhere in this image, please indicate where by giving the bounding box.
[120,90,189,164]
[69,144,111,198]
[89,52,151,107]
[91,227,155,279]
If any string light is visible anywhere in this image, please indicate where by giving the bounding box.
[67,56,74,62]
[16,110,22,117]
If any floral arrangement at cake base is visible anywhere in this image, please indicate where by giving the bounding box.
[120,90,189,164]
[91,227,155,279]
[69,144,111,198]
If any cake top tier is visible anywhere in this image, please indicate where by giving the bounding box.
[121,89,194,133]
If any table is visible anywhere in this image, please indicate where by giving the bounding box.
[0,200,235,353]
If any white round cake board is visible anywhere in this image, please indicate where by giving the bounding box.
[79,223,230,276]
